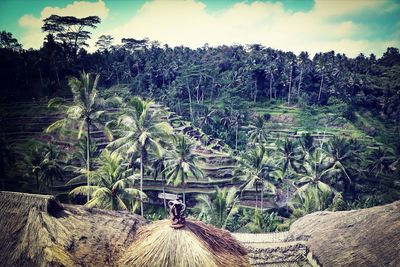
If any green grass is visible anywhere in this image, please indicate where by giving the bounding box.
[353,109,398,146]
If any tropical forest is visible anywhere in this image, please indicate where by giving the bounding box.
[0,1,399,266]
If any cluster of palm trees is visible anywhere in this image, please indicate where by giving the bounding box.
[234,128,389,215]
[40,72,399,220]
[47,72,204,216]
[20,140,64,194]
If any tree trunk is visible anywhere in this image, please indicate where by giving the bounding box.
[52,55,61,91]
[254,79,257,103]
[318,73,324,102]
[255,182,258,211]
[136,64,141,89]
[288,66,293,106]
[38,67,44,94]
[35,172,40,193]
[235,124,238,151]
[298,68,303,96]
[140,153,144,216]
[162,174,167,214]
[186,78,193,122]
[261,185,264,212]
[196,76,201,104]
[286,178,290,213]
[208,78,214,108]
[182,183,186,205]
[86,120,91,202]
[269,73,273,100]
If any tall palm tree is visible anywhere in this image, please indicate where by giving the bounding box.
[264,61,277,100]
[366,146,398,178]
[248,115,270,145]
[20,141,64,194]
[323,137,362,191]
[195,186,239,229]
[39,143,64,193]
[68,150,145,211]
[108,96,172,216]
[236,146,276,212]
[46,72,117,201]
[163,135,203,204]
[0,133,19,190]
[294,148,337,211]
[21,141,48,193]
[150,147,168,213]
[199,106,216,134]
[299,132,315,155]
[277,139,304,206]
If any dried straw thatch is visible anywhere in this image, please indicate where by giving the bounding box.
[119,219,250,267]
[289,200,400,267]
[0,191,146,267]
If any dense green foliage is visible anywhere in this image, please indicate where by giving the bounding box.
[1,15,400,232]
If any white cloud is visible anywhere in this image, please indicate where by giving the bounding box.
[17,0,399,57]
[106,0,399,57]
[18,0,109,49]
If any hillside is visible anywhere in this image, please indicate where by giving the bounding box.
[1,97,398,210]
[0,100,251,206]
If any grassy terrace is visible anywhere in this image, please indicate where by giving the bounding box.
[1,98,384,210]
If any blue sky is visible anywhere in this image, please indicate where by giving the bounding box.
[0,0,399,57]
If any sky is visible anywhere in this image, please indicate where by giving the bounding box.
[0,0,399,57]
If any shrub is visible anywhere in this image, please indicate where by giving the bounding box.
[263,113,271,121]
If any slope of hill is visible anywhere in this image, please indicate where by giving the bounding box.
[0,98,394,209]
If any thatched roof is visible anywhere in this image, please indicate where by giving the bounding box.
[0,191,146,267]
[288,200,400,267]
[119,219,250,267]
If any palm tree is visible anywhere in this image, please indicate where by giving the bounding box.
[39,143,64,193]
[315,58,326,103]
[0,137,12,190]
[199,106,216,134]
[46,72,117,201]
[108,96,172,216]
[299,132,315,155]
[277,139,304,206]
[264,61,277,100]
[150,147,169,213]
[22,142,48,193]
[236,146,276,212]
[163,135,203,204]
[248,115,270,145]
[219,107,244,151]
[19,141,64,194]
[366,146,398,178]
[323,137,362,191]
[68,150,145,211]
[195,186,239,229]
[294,148,337,211]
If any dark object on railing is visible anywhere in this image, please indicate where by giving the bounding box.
[168,198,186,228]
